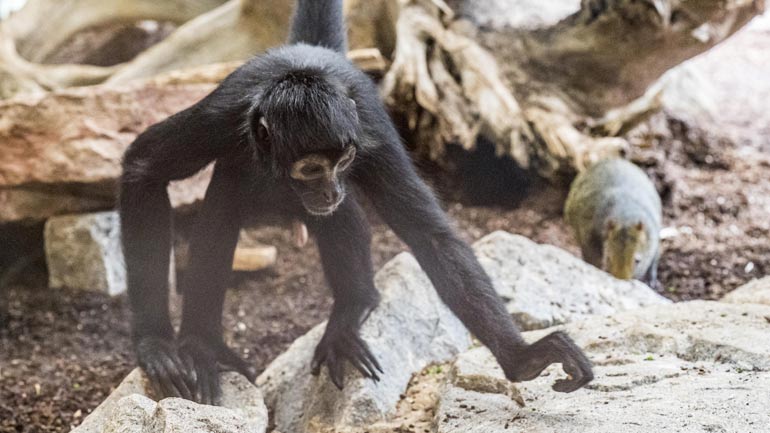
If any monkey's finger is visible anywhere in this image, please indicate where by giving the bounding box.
[553,375,587,393]
[142,363,167,399]
[165,352,194,400]
[557,361,593,392]
[198,366,214,405]
[347,350,377,381]
[311,348,327,376]
[155,352,187,398]
[180,351,198,391]
[211,372,223,406]
[353,337,383,374]
[349,345,380,381]
[155,362,183,399]
[327,351,345,390]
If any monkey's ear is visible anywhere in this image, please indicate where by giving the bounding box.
[257,117,270,141]
[348,98,359,122]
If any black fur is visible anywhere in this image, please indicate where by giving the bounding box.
[120,0,593,404]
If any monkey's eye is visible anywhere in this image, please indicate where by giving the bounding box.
[295,163,326,180]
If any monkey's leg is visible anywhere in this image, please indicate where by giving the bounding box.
[176,161,256,405]
[305,197,382,390]
[359,139,593,392]
[120,92,243,403]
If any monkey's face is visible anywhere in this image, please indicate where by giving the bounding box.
[288,145,357,216]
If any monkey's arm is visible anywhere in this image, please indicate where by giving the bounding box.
[120,92,246,401]
[173,160,256,404]
[304,197,382,389]
[357,139,593,393]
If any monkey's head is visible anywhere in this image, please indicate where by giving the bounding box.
[602,220,649,280]
[248,66,362,216]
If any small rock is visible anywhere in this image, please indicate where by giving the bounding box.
[45,211,126,296]
[71,369,268,433]
[102,394,155,433]
[721,276,770,306]
[475,232,669,330]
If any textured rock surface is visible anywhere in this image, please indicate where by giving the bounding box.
[437,301,770,433]
[71,369,268,433]
[722,276,770,306]
[257,252,472,433]
[475,232,669,330]
[45,211,126,295]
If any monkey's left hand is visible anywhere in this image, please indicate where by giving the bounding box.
[500,331,593,393]
[310,323,383,390]
[174,334,257,405]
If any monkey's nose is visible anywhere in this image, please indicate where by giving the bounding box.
[323,190,339,204]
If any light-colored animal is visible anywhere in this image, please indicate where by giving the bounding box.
[565,158,662,286]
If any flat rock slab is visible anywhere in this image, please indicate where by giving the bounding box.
[475,232,669,330]
[71,368,268,433]
[437,301,770,433]
[0,66,225,222]
[257,252,472,433]
[722,276,770,306]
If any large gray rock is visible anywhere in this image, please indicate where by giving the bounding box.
[722,276,770,306]
[475,232,669,330]
[71,368,268,433]
[436,301,770,433]
[256,252,473,433]
[45,211,126,296]
[257,231,667,432]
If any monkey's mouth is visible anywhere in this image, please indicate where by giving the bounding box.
[305,201,342,216]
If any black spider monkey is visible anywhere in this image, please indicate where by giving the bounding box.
[119,0,593,404]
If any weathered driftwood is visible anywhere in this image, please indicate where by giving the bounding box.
[0,0,393,97]
[382,0,763,180]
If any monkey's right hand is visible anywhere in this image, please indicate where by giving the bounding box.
[135,335,256,405]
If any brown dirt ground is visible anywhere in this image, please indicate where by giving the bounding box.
[2,11,770,433]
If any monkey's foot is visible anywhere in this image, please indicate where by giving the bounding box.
[136,335,256,405]
[501,331,594,393]
[311,328,383,390]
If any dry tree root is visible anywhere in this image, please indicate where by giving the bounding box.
[0,0,392,98]
[381,0,761,180]
[381,0,624,178]
[0,0,227,97]
[382,0,533,166]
